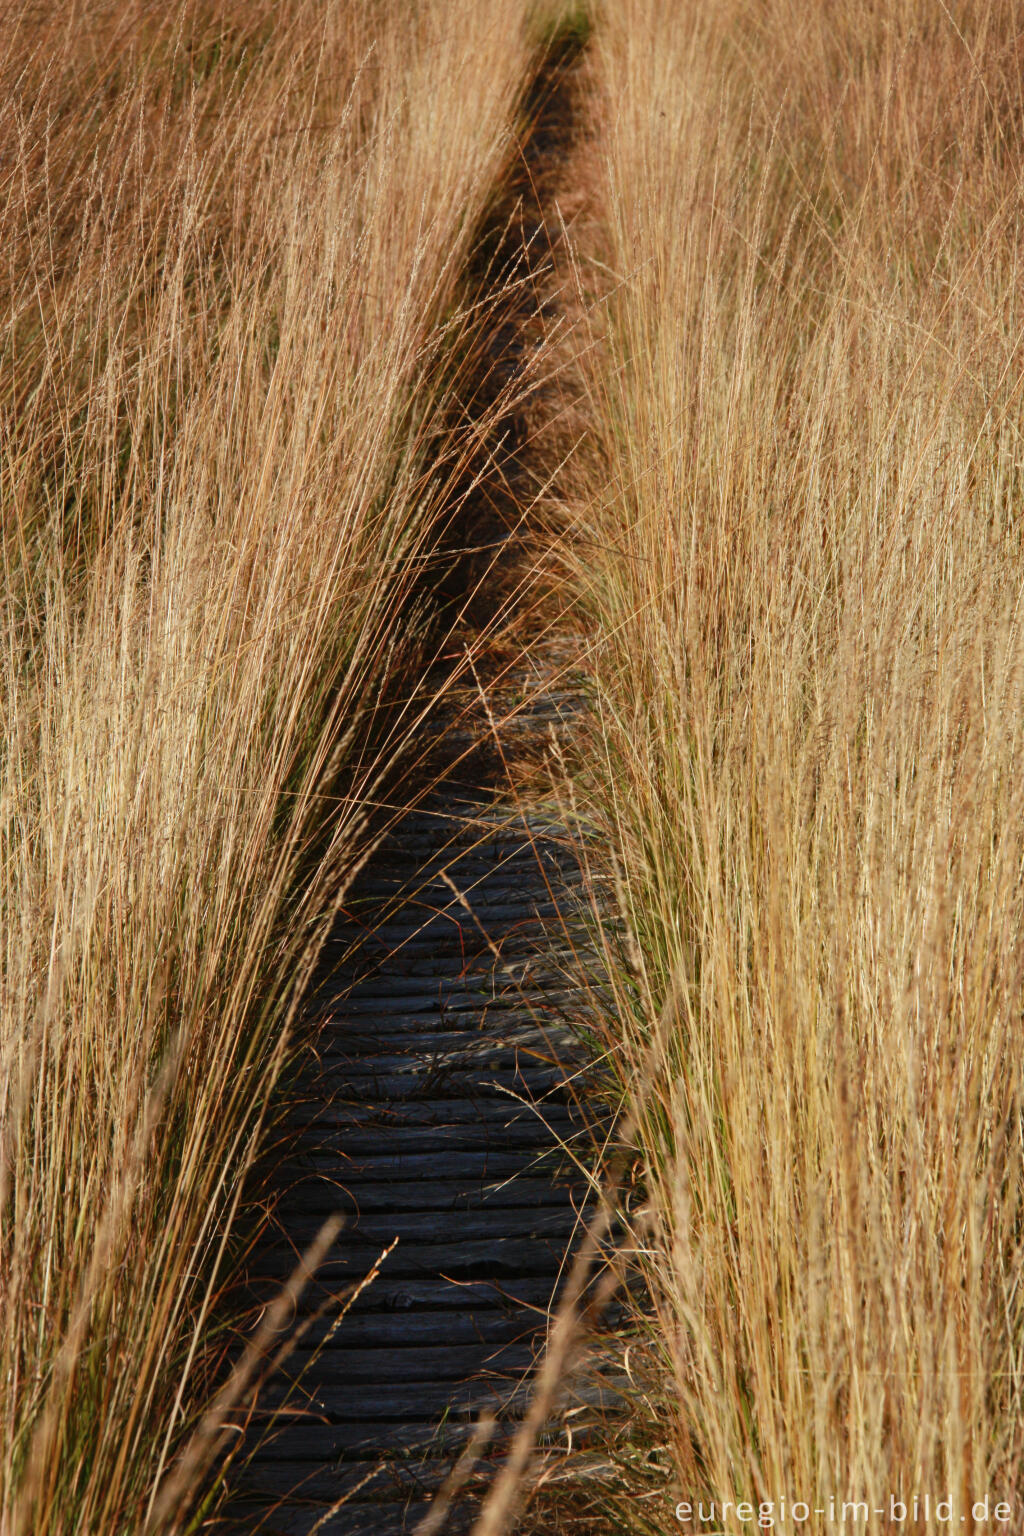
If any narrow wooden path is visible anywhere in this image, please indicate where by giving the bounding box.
[220,39,595,1536]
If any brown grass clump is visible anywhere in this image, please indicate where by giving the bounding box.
[0,2,537,1531]
[566,0,1024,1526]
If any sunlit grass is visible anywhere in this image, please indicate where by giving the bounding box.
[0,2,539,1530]
[565,0,1024,1524]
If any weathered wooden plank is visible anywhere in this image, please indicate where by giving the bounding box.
[333,940,560,974]
[329,981,560,1014]
[310,1040,571,1070]
[328,892,559,922]
[214,1498,449,1536]
[227,1404,607,1466]
[240,1274,560,1319]
[340,963,570,992]
[232,1421,481,1462]
[276,1176,585,1215]
[321,981,573,1006]
[286,1149,572,1181]
[249,1233,577,1283]
[350,828,565,855]
[302,1069,569,1103]
[255,1374,524,1422]
[300,1057,583,1089]
[304,1060,573,1087]
[305,1026,579,1057]
[292,1123,582,1156]
[296,1309,535,1348]
[339,965,568,993]
[292,1097,579,1128]
[266,1205,581,1248]
[301,1039,569,1070]
[266,1341,535,1389]
[303,1044,577,1075]
[232,1457,497,1502]
[253,1372,628,1430]
[333,880,549,912]
[309,1012,574,1040]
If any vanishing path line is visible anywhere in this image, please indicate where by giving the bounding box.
[221,40,594,1536]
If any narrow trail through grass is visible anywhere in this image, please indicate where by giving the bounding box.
[215,36,611,1536]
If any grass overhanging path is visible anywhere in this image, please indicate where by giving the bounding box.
[214,34,614,1536]
[0,6,553,1535]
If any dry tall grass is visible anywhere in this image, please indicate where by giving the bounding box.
[570,0,1024,1525]
[0,2,537,1531]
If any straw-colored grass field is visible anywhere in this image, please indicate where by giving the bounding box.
[0,2,537,1529]
[565,0,1024,1528]
[3,0,1023,1531]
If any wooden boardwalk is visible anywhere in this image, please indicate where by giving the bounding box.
[217,40,601,1536]
[222,658,597,1535]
